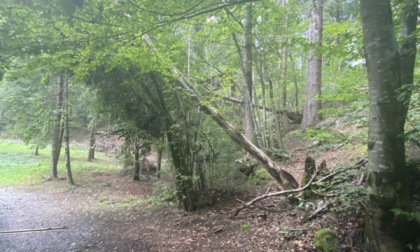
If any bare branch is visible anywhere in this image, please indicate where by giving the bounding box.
[0,227,68,234]
[232,156,368,217]
[232,172,318,217]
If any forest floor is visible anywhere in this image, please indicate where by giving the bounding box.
[0,135,371,252]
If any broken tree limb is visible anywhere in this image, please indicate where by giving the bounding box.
[232,172,318,217]
[232,156,368,217]
[313,156,367,185]
[0,226,68,234]
[143,35,298,190]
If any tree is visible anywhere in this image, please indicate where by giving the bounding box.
[63,76,74,185]
[301,0,323,130]
[240,3,257,145]
[360,0,418,250]
[50,75,65,179]
[87,116,96,161]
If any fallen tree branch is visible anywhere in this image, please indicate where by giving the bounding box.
[232,172,318,217]
[232,156,368,217]
[313,156,367,185]
[0,226,68,234]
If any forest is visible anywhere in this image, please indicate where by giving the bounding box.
[0,0,419,251]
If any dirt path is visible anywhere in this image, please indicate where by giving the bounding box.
[0,154,366,252]
[0,186,154,252]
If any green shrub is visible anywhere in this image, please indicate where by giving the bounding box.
[314,228,339,252]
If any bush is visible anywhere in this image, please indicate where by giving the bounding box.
[314,228,339,252]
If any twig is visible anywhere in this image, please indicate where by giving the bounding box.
[0,226,68,234]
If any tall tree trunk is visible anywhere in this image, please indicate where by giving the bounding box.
[360,0,417,251]
[280,45,288,109]
[255,54,268,148]
[64,76,74,185]
[301,0,323,130]
[157,145,163,179]
[240,3,257,145]
[133,139,141,181]
[87,117,96,161]
[50,75,65,178]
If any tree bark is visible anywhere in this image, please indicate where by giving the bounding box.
[133,139,141,181]
[87,117,96,161]
[50,75,65,178]
[360,0,417,251]
[301,0,323,130]
[64,76,74,185]
[241,3,257,145]
[157,145,163,179]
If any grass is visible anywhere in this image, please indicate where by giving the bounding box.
[0,139,120,187]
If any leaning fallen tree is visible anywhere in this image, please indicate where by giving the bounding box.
[174,70,299,190]
[144,35,299,190]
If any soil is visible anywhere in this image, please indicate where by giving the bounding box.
[0,144,366,252]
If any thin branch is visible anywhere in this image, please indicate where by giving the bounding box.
[154,0,258,27]
[0,226,68,234]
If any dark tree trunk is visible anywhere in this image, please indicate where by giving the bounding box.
[64,76,74,186]
[133,140,141,181]
[50,75,65,178]
[157,146,163,179]
[360,0,417,250]
[34,146,39,156]
[301,0,323,130]
[87,117,96,161]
